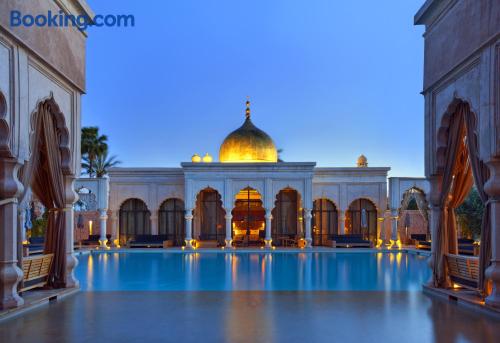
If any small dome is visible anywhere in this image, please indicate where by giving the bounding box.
[202,153,213,163]
[219,100,278,163]
[357,154,368,167]
[191,154,201,163]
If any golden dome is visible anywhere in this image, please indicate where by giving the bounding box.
[219,100,278,163]
[191,154,201,163]
[357,154,368,167]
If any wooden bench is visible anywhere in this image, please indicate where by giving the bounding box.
[445,253,479,290]
[21,253,53,292]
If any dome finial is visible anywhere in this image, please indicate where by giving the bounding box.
[245,97,251,119]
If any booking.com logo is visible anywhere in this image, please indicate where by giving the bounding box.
[10,10,135,31]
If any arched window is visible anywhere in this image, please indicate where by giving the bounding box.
[195,188,225,244]
[346,199,377,243]
[312,199,338,246]
[231,187,265,246]
[158,198,185,246]
[272,188,300,246]
[119,199,150,244]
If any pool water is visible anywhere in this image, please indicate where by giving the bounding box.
[76,251,431,291]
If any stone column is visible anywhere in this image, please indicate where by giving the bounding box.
[427,175,442,286]
[64,176,78,288]
[225,214,233,248]
[150,210,158,235]
[377,212,385,247]
[109,211,119,247]
[0,158,24,310]
[304,208,312,248]
[485,159,500,307]
[98,209,108,248]
[390,209,399,248]
[338,210,345,234]
[185,209,194,249]
[18,203,27,244]
[264,209,272,248]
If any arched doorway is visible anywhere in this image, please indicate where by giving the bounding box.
[346,198,377,244]
[158,198,185,246]
[272,188,301,246]
[231,187,265,246]
[398,187,429,244]
[312,199,338,246]
[195,188,225,245]
[119,199,151,245]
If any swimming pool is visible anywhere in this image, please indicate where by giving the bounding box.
[76,251,431,291]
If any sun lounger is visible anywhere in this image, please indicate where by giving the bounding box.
[26,237,45,255]
[20,253,53,292]
[412,234,431,250]
[128,235,169,248]
[458,238,476,256]
[445,253,479,291]
[81,234,112,246]
[330,234,372,248]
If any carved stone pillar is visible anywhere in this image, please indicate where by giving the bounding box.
[185,209,194,249]
[338,210,345,235]
[109,211,119,247]
[377,212,385,247]
[150,210,158,235]
[98,209,108,248]
[390,209,399,248]
[225,214,233,248]
[428,175,442,286]
[485,158,500,307]
[304,208,312,248]
[64,175,78,288]
[0,157,24,310]
[264,209,272,248]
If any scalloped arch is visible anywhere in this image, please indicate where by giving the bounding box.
[0,90,11,158]
[435,97,478,173]
[29,94,72,174]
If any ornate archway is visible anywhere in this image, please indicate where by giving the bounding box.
[231,187,265,246]
[398,187,429,243]
[346,198,377,243]
[119,198,151,245]
[194,188,226,244]
[158,198,185,246]
[271,188,302,246]
[312,198,338,246]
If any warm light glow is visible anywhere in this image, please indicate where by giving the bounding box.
[219,111,278,163]
[191,154,202,163]
[202,153,213,163]
[88,220,93,235]
[389,239,402,249]
[113,239,120,248]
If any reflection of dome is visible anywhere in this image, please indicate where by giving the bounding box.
[357,154,368,167]
[191,154,201,162]
[219,100,278,163]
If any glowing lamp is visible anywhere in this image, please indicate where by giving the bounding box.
[202,153,213,163]
[191,154,202,163]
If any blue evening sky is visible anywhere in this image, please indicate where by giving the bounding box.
[83,0,425,177]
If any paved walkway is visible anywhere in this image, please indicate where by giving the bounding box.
[1,291,499,343]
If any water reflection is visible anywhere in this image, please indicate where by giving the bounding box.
[76,252,431,291]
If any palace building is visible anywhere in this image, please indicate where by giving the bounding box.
[95,101,428,249]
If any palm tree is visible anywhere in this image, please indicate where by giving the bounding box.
[277,148,284,163]
[94,152,121,177]
[81,127,108,177]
